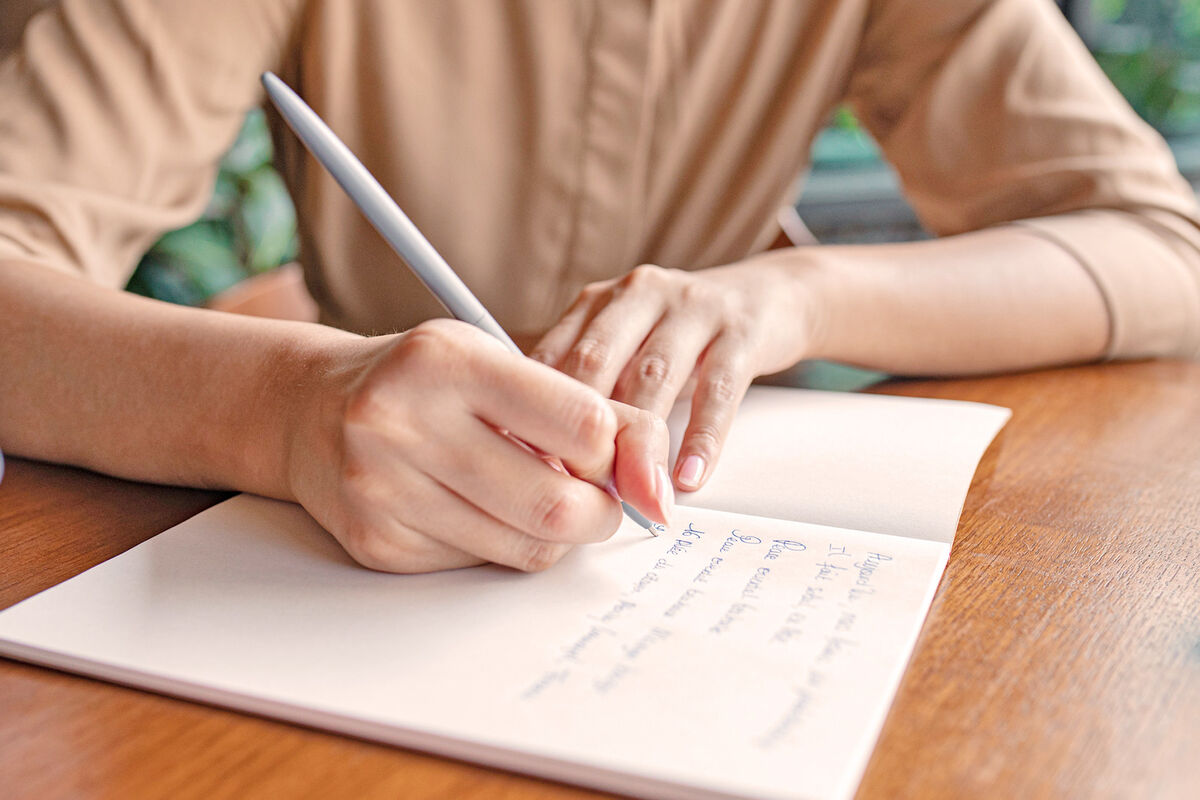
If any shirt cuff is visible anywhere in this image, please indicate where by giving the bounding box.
[1015,209,1200,360]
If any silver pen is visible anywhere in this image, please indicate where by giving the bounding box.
[262,71,656,533]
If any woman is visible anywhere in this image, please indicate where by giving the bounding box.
[1,0,1196,572]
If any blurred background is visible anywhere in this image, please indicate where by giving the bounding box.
[800,0,1200,245]
[4,0,1200,306]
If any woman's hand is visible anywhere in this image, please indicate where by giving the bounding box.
[530,259,815,492]
[286,319,672,574]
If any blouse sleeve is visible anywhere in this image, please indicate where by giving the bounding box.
[846,0,1200,359]
[0,0,303,287]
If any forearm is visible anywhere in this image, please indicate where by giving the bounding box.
[785,226,1111,375]
[0,261,357,496]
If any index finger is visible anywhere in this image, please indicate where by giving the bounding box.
[460,334,620,478]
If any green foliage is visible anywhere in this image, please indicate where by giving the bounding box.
[125,110,298,306]
[1096,0,1129,20]
[1089,0,1200,135]
[813,0,1200,170]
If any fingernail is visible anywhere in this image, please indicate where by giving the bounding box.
[655,463,674,525]
[677,454,706,489]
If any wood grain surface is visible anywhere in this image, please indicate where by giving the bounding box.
[2,360,1198,800]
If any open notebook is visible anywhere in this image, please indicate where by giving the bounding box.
[0,387,1008,800]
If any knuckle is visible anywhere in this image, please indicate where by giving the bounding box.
[646,408,671,440]
[392,325,453,375]
[414,317,461,334]
[341,520,400,571]
[704,370,740,405]
[635,352,673,385]
[622,263,664,290]
[687,422,724,453]
[721,317,754,344]
[568,394,616,450]
[405,318,458,351]
[580,280,607,298]
[400,318,488,367]
[530,484,581,540]
[576,280,612,305]
[337,466,400,518]
[515,538,570,573]
[624,403,662,433]
[566,338,610,378]
[344,520,445,574]
[624,404,670,449]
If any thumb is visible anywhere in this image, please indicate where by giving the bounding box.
[607,402,673,526]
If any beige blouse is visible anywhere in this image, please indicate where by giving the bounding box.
[2,0,1199,357]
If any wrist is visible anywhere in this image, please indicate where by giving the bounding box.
[244,323,363,503]
[788,248,841,364]
[726,247,834,370]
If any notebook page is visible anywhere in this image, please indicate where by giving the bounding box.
[0,496,949,800]
[668,386,1011,542]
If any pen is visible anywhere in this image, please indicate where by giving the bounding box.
[261,71,657,533]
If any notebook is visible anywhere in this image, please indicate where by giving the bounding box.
[0,386,1009,800]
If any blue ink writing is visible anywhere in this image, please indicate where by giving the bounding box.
[764,539,806,560]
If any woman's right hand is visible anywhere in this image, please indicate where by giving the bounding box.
[284,319,672,573]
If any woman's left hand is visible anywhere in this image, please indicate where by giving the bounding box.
[530,258,816,492]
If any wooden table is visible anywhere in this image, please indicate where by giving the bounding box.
[2,360,1198,799]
